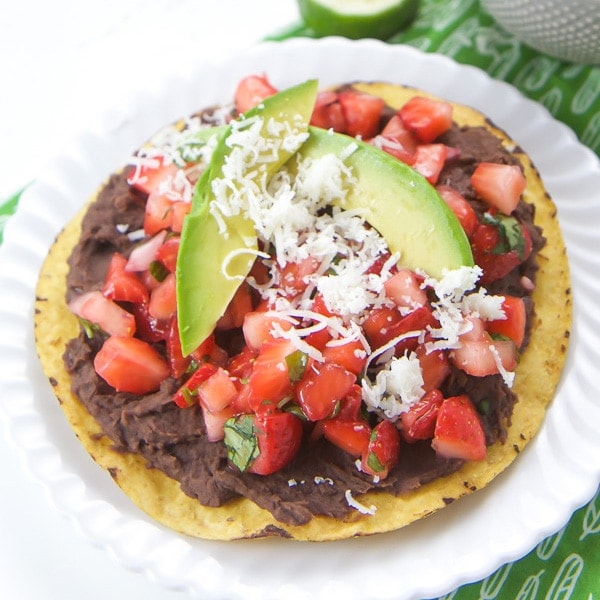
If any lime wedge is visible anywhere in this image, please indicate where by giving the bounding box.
[296,0,419,39]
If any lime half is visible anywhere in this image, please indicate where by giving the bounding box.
[297,0,419,40]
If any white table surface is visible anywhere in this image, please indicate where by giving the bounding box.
[0,2,299,598]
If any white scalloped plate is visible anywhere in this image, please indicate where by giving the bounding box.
[1,38,599,600]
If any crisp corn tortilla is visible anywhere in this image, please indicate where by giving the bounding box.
[34,81,571,541]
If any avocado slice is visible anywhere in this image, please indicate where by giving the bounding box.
[177,79,319,356]
[291,126,474,277]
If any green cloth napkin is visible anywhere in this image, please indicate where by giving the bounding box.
[0,189,20,245]
[271,0,600,598]
[1,1,598,597]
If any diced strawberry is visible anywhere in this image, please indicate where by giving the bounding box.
[365,251,396,276]
[361,420,401,479]
[432,395,486,461]
[338,90,386,139]
[102,252,149,304]
[139,269,162,292]
[362,306,403,348]
[94,336,170,395]
[144,190,174,236]
[228,344,256,381]
[414,342,451,392]
[384,269,427,310]
[471,222,516,282]
[132,301,168,343]
[207,345,229,369]
[302,294,335,350]
[337,384,363,420]
[69,290,136,338]
[296,361,356,421]
[170,200,191,233]
[400,388,444,442]
[364,305,436,354]
[471,162,526,214]
[371,114,419,164]
[459,316,488,342]
[311,293,335,318]
[471,220,532,285]
[246,339,296,410]
[411,143,448,184]
[451,332,517,378]
[249,411,303,475]
[380,113,416,141]
[127,155,179,196]
[248,258,271,287]
[321,419,371,457]
[304,325,331,353]
[399,96,453,143]
[155,235,180,273]
[278,256,320,298]
[486,295,526,347]
[197,367,238,414]
[231,383,254,415]
[397,305,437,339]
[148,272,177,321]
[126,231,167,273]
[310,91,347,132]
[201,403,236,442]
[217,282,253,330]
[242,310,292,351]
[165,316,191,379]
[322,338,368,376]
[189,333,217,363]
[173,362,218,408]
[234,74,278,114]
[436,185,478,238]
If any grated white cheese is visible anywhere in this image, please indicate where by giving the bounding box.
[157,168,194,203]
[422,266,506,352]
[489,344,516,387]
[271,320,325,362]
[345,489,377,516]
[461,288,506,321]
[362,351,425,419]
[293,153,355,207]
[314,476,334,486]
[126,228,146,243]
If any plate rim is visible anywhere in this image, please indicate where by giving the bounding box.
[0,37,599,600]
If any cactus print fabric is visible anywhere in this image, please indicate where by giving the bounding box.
[437,488,600,599]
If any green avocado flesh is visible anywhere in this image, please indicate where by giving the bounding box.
[176,80,474,357]
[296,127,474,277]
[177,79,319,356]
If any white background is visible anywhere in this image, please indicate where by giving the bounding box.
[0,0,299,202]
[0,2,298,598]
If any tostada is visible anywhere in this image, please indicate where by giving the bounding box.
[34,76,571,541]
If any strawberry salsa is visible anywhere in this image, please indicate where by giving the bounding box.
[64,76,544,525]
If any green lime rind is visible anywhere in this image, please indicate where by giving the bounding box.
[296,0,419,40]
